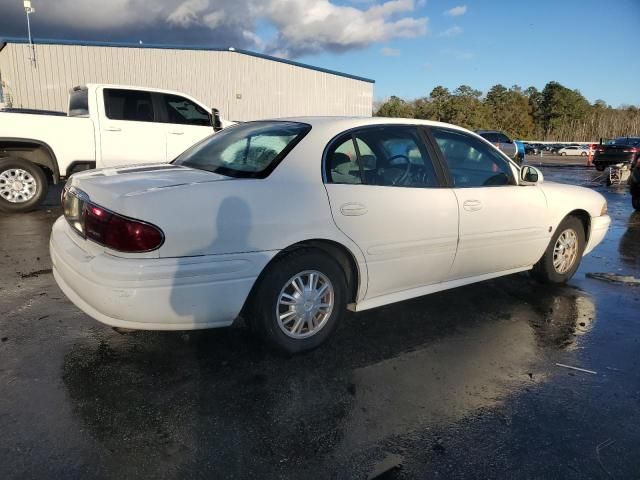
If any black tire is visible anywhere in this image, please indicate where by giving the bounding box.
[633,194,640,211]
[561,152,567,156]
[247,249,347,354]
[0,157,48,213]
[595,163,605,171]
[530,216,586,284]
[581,152,587,157]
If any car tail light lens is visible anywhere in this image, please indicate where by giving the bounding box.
[63,187,164,252]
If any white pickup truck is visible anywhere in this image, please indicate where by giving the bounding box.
[0,84,232,212]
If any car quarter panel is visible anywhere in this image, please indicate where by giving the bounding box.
[50,216,274,329]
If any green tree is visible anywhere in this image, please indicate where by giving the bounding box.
[375,96,415,118]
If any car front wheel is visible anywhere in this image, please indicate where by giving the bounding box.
[0,157,48,213]
[248,249,346,353]
[531,216,585,284]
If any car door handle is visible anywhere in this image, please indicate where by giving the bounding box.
[340,203,368,216]
[103,126,121,132]
[463,200,482,211]
[168,131,184,135]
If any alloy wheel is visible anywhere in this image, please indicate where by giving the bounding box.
[0,168,38,203]
[276,270,334,339]
[553,228,579,274]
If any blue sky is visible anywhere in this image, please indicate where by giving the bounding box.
[0,0,638,106]
[298,0,640,106]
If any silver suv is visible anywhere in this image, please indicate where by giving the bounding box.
[476,130,518,161]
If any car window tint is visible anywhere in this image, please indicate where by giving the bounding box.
[162,94,211,126]
[353,126,439,188]
[104,89,154,122]
[431,127,514,187]
[173,121,310,178]
[326,136,362,184]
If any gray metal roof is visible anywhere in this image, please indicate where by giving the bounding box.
[0,37,375,84]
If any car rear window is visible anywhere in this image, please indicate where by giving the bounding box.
[173,121,311,178]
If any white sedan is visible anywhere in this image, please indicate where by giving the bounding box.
[557,145,590,156]
[50,117,611,353]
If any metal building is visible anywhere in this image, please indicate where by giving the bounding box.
[0,38,374,120]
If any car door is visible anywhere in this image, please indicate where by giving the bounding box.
[428,127,550,280]
[97,88,166,167]
[323,125,459,299]
[159,93,215,160]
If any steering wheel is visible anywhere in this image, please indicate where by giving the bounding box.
[386,154,412,185]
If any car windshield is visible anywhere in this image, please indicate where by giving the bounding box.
[173,121,311,178]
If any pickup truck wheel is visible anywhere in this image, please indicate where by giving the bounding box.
[0,157,48,213]
[530,216,585,284]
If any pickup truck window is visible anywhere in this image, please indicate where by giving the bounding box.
[162,94,211,126]
[104,89,155,123]
[69,89,89,117]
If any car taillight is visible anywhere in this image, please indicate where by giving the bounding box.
[63,188,164,253]
[83,203,164,252]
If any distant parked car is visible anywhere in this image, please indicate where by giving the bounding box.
[557,145,589,157]
[51,117,610,353]
[593,137,640,171]
[475,130,518,161]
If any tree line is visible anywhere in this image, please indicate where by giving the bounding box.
[375,81,640,141]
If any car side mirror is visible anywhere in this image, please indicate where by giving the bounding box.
[520,165,543,185]
[211,108,223,132]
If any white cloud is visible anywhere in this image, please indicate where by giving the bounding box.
[442,48,473,59]
[261,0,428,57]
[0,0,428,58]
[381,47,401,56]
[444,5,467,16]
[438,25,463,37]
[167,0,210,28]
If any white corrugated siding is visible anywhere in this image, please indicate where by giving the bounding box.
[0,43,373,120]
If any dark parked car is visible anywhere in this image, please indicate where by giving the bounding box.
[593,137,640,171]
[630,162,640,211]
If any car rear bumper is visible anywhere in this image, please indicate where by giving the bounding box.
[50,217,276,330]
[584,214,611,255]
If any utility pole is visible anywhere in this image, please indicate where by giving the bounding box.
[24,0,36,66]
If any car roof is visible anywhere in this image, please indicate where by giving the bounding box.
[267,116,471,133]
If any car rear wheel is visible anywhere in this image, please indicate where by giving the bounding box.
[0,157,48,213]
[531,216,585,284]
[247,249,346,353]
[595,163,605,171]
[581,152,587,156]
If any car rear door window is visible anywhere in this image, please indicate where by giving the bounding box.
[104,89,154,122]
[430,127,515,187]
[161,94,211,126]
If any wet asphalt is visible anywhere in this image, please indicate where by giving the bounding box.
[1,161,639,479]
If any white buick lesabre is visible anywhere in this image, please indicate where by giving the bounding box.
[50,118,610,352]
